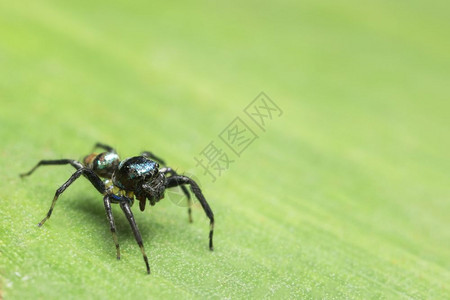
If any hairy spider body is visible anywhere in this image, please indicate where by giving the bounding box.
[20,143,214,274]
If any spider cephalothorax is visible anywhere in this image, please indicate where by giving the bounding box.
[112,156,168,210]
[20,143,214,274]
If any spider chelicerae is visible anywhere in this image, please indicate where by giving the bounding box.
[20,143,214,274]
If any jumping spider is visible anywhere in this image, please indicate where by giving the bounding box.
[20,143,214,274]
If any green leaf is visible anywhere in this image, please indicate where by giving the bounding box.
[0,0,449,298]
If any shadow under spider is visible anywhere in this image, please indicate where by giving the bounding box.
[63,194,205,253]
[68,195,162,243]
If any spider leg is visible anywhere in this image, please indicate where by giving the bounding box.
[166,175,214,250]
[103,195,120,260]
[20,159,83,178]
[38,168,105,227]
[140,151,166,166]
[92,142,117,153]
[119,201,151,274]
[160,167,193,223]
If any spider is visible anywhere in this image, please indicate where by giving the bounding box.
[20,143,214,274]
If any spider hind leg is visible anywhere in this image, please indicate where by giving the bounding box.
[38,168,105,226]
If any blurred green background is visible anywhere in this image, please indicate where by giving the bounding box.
[1,0,449,298]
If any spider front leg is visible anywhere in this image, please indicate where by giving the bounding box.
[160,167,193,223]
[103,195,120,260]
[166,175,214,250]
[38,168,105,226]
[20,159,83,178]
[119,200,151,274]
